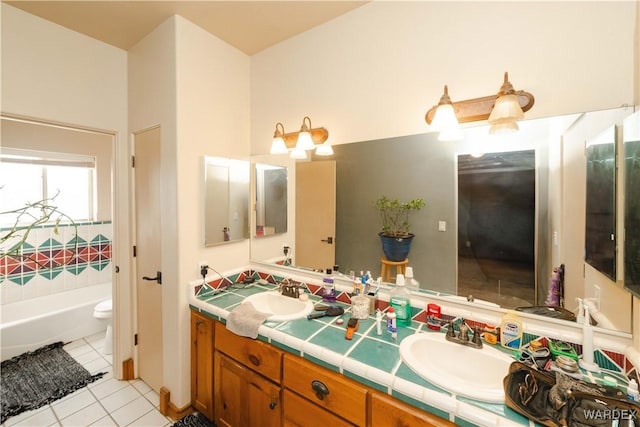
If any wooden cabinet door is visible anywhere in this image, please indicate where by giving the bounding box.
[246,367,281,427]
[369,392,456,427]
[215,352,246,427]
[215,351,281,427]
[190,311,214,420]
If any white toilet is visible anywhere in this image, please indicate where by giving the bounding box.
[93,299,113,355]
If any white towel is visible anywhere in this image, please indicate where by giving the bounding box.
[226,301,270,339]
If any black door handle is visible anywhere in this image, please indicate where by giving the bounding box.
[320,237,333,244]
[142,271,162,285]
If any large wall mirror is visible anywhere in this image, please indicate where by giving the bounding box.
[254,163,287,237]
[251,107,636,334]
[204,156,249,246]
[624,111,640,298]
[585,126,617,281]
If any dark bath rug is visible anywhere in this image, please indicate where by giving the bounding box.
[172,412,216,427]
[1,341,105,423]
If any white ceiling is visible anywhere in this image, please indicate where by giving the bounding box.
[4,1,368,55]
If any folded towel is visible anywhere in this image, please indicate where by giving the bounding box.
[226,301,270,339]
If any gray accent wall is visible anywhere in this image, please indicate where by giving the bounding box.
[328,132,458,293]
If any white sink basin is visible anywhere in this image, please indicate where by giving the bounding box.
[243,291,314,322]
[399,332,513,403]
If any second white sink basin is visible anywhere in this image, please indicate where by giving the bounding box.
[243,291,314,322]
[399,332,513,403]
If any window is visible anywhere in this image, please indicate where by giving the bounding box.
[0,149,96,226]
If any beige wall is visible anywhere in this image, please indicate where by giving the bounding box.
[128,15,251,406]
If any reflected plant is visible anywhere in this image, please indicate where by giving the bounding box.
[1,190,78,268]
[374,196,426,238]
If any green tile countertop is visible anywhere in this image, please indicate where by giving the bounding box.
[189,282,534,427]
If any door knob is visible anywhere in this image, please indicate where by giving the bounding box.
[320,237,333,244]
[142,271,162,285]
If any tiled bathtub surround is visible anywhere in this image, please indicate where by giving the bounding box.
[0,221,112,304]
[193,274,638,426]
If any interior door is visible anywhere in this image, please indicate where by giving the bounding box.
[134,127,163,392]
[295,161,336,270]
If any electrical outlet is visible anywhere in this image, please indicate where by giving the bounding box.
[198,261,208,270]
[593,284,601,310]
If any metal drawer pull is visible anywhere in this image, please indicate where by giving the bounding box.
[269,400,277,410]
[311,380,329,400]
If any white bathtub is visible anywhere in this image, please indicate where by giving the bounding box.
[1,283,112,361]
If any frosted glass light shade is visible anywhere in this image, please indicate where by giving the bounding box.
[431,104,463,141]
[489,120,519,135]
[488,94,524,123]
[290,147,307,159]
[270,136,288,154]
[315,143,334,156]
[295,131,314,150]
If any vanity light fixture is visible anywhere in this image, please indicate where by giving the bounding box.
[269,116,332,158]
[425,72,534,139]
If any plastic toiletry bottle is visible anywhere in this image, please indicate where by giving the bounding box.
[627,379,639,402]
[376,309,383,335]
[426,303,442,331]
[500,312,523,350]
[405,267,420,291]
[390,274,411,327]
[386,307,397,341]
[321,269,336,303]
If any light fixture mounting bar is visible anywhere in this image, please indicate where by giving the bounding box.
[425,91,534,125]
[282,127,329,148]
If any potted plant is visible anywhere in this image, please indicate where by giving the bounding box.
[374,195,426,261]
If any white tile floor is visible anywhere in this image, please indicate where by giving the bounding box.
[3,332,174,427]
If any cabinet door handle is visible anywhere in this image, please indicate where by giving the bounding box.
[311,380,329,400]
[248,354,261,367]
[195,319,203,326]
[269,400,277,410]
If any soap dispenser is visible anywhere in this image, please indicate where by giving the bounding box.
[578,306,601,372]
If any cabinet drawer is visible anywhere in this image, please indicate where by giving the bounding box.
[214,321,282,383]
[283,389,354,427]
[369,391,456,427]
[283,354,367,426]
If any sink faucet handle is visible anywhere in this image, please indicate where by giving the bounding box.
[446,321,456,338]
[472,326,482,345]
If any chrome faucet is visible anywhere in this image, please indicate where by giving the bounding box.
[279,281,300,299]
[445,319,483,349]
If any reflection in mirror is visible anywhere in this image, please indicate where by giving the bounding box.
[251,107,634,333]
[457,150,536,308]
[254,163,288,237]
[624,111,640,298]
[204,156,249,246]
[585,126,617,280]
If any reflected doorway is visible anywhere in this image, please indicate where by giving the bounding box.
[457,150,536,308]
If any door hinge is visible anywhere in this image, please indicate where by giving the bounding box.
[131,155,135,168]
[133,245,136,257]
[134,334,138,346]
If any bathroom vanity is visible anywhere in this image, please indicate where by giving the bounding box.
[190,308,456,426]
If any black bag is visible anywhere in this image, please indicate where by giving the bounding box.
[503,361,639,427]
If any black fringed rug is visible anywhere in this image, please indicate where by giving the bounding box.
[1,341,105,423]
[172,412,216,427]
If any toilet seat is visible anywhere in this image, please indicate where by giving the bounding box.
[93,299,112,319]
